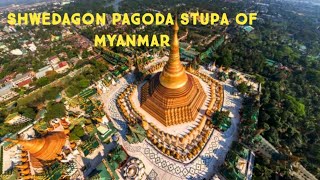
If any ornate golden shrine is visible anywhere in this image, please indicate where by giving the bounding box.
[140,18,206,126]
[7,132,67,162]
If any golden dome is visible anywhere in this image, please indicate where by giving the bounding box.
[141,120,149,130]
[7,132,67,161]
[127,166,138,177]
[159,16,188,89]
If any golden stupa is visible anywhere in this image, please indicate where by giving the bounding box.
[7,132,67,162]
[141,17,206,126]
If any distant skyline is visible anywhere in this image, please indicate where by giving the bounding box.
[1,0,320,8]
[0,0,53,7]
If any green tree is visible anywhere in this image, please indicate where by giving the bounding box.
[306,70,320,87]
[219,48,233,68]
[44,102,66,121]
[18,106,36,119]
[79,79,90,88]
[35,77,50,87]
[237,82,249,94]
[284,95,306,116]
[255,74,265,84]
[65,85,81,97]
[69,125,85,140]
[211,110,231,130]
[45,87,62,100]
[82,50,90,59]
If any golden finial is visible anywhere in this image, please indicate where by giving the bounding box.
[173,15,179,31]
[159,15,188,89]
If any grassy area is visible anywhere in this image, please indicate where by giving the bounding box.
[17,65,91,106]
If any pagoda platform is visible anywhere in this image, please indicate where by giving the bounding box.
[133,72,211,137]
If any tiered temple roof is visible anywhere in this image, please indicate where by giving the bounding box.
[7,132,67,163]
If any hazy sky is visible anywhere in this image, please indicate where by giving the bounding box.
[0,0,48,7]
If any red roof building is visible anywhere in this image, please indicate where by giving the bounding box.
[17,78,32,88]
[58,61,68,68]
[48,56,60,65]
[54,61,70,74]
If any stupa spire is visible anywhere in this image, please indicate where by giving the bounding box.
[159,16,188,89]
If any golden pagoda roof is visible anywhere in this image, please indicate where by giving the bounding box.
[7,132,67,161]
[141,73,206,126]
[140,16,207,127]
[159,16,188,89]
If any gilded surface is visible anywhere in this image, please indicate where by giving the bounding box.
[141,17,206,126]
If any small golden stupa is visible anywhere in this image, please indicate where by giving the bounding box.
[141,17,206,126]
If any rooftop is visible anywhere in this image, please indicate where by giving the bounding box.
[38,65,53,72]
[243,26,254,33]
[58,61,68,68]
[12,72,33,82]
[0,86,11,96]
[5,112,20,122]
[97,125,110,135]
[17,78,32,87]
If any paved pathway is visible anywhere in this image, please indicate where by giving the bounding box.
[100,73,135,135]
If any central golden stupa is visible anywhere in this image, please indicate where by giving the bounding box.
[141,18,206,126]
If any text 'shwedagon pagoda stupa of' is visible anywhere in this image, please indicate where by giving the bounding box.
[141,18,206,126]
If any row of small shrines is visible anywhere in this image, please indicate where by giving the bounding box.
[116,63,225,162]
[187,70,224,117]
[134,60,167,83]
[117,84,144,125]
[140,61,166,76]
[143,117,213,161]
